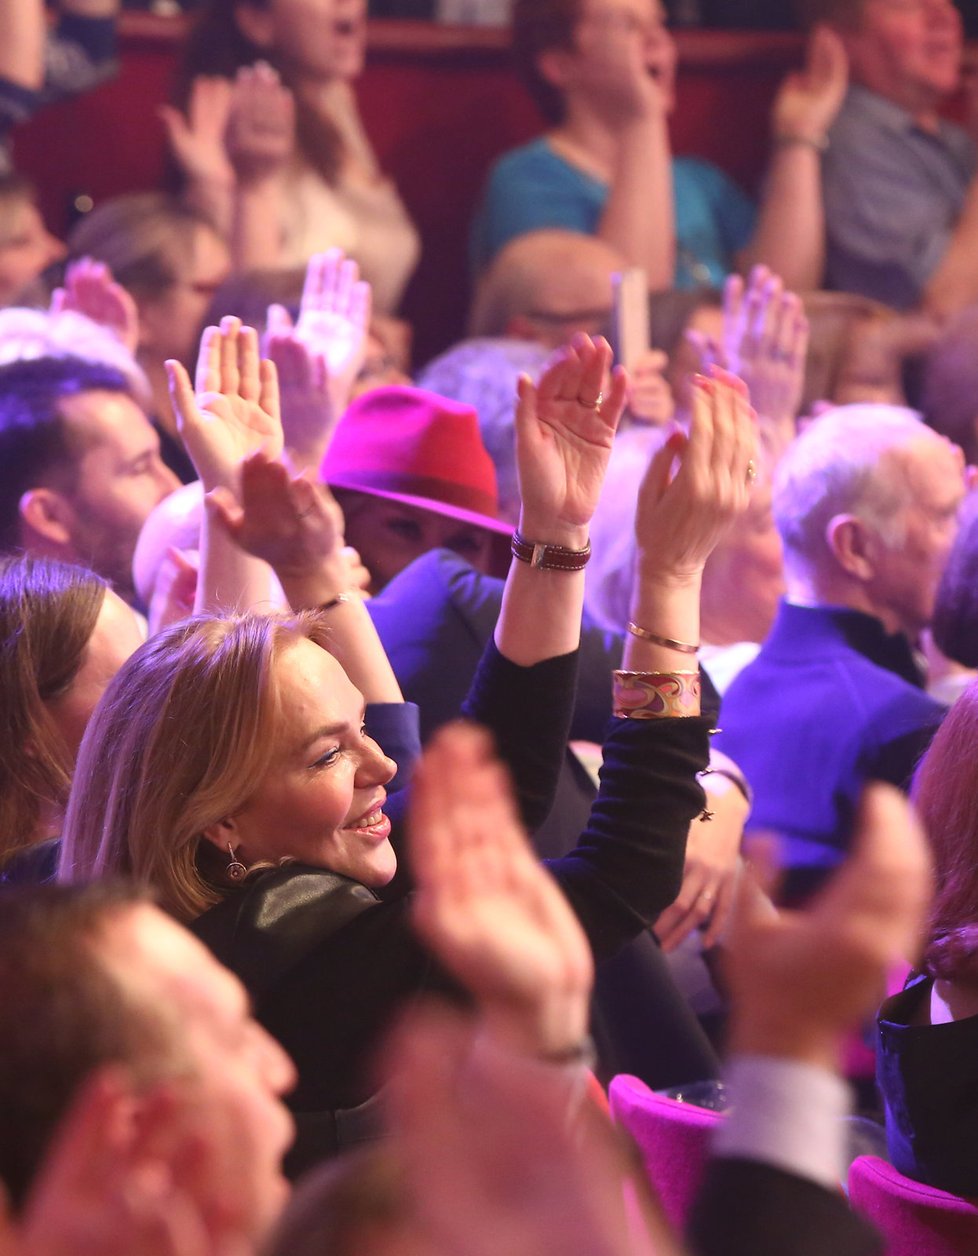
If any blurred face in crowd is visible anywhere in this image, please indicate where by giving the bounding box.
[97,903,297,1241]
[844,0,963,118]
[217,640,398,885]
[138,223,230,366]
[235,0,367,84]
[58,390,180,601]
[701,475,785,645]
[0,193,66,308]
[44,588,144,762]
[548,0,676,114]
[340,493,495,594]
[866,434,965,637]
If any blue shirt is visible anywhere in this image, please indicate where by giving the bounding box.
[471,137,756,288]
[823,85,977,309]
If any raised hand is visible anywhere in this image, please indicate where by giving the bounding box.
[166,316,283,491]
[50,257,140,354]
[727,784,932,1071]
[225,61,295,188]
[158,76,234,193]
[635,367,757,582]
[10,1068,250,1256]
[515,333,627,548]
[207,449,349,590]
[264,249,372,467]
[410,722,594,1058]
[772,24,848,146]
[720,266,808,458]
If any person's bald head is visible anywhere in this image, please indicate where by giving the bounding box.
[470,230,623,349]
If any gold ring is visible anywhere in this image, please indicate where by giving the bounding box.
[745,459,757,485]
[581,391,603,411]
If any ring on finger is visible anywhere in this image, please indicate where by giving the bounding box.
[745,459,757,486]
[580,391,603,411]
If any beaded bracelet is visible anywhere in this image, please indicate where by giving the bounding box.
[612,670,701,719]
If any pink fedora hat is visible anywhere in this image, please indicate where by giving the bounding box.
[320,385,513,542]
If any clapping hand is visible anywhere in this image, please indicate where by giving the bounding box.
[635,368,756,583]
[264,249,372,468]
[727,785,931,1071]
[167,316,283,492]
[410,723,593,1059]
[159,76,234,194]
[772,24,848,146]
[515,334,627,549]
[50,257,140,355]
[225,62,295,188]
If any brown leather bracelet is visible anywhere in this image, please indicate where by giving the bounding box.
[511,530,591,572]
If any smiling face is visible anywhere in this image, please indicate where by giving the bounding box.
[222,640,397,885]
[845,0,963,118]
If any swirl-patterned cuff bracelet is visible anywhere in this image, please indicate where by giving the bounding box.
[612,670,701,719]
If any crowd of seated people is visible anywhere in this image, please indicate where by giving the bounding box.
[0,0,978,1252]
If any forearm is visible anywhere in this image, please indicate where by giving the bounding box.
[0,0,45,92]
[57,0,119,16]
[195,520,278,616]
[922,173,978,319]
[551,714,710,957]
[622,566,703,679]
[597,113,675,289]
[279,568,403,704]
[740,145,826,292]
[230,177,284,273]
[184,175,234,241]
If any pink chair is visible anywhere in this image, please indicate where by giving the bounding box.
[848,1155,978,1256]
[608,1074,723,1230]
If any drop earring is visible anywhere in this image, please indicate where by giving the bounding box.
[226,843,247,882]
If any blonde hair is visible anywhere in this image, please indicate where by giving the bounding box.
[59,610,335,922]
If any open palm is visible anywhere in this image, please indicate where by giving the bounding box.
[516,334,627,543]
[168,316,283,491]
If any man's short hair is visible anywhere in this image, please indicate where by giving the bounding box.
[512,0,582,126]
[773,405,926,571]
[0,356,132,549]
[0,883,174,1211]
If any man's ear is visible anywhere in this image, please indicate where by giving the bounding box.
[18,487,76,549]
[825,512,877,581]
[200,816,240,854]
[232,1,276,50]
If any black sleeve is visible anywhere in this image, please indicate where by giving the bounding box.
[688,1159,883,1256]
[547,714,710,960]
[461,639,579,834]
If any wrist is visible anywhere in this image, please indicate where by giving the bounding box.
[730,1016,843,1075]
[772,130,829,152]
[516,517,590,554]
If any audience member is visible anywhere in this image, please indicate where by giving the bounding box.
[0,175,67,308]
[0,0,120,176]
[323,385,513,594]
[877,677,978,1197]
[806,0,977,316]
[0,556,142,869]
[0,355,179,605]
[472,1,848,293]
[0,881,295,1248]
[926,488,978,706]
[178,0,420,316]
[68,193,232,480]
[715,405,963,900]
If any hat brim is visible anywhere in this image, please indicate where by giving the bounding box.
[326,481,514,579]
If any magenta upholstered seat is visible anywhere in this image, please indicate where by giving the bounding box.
[608,1074,723,1230]
[848,1155,978,1256]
